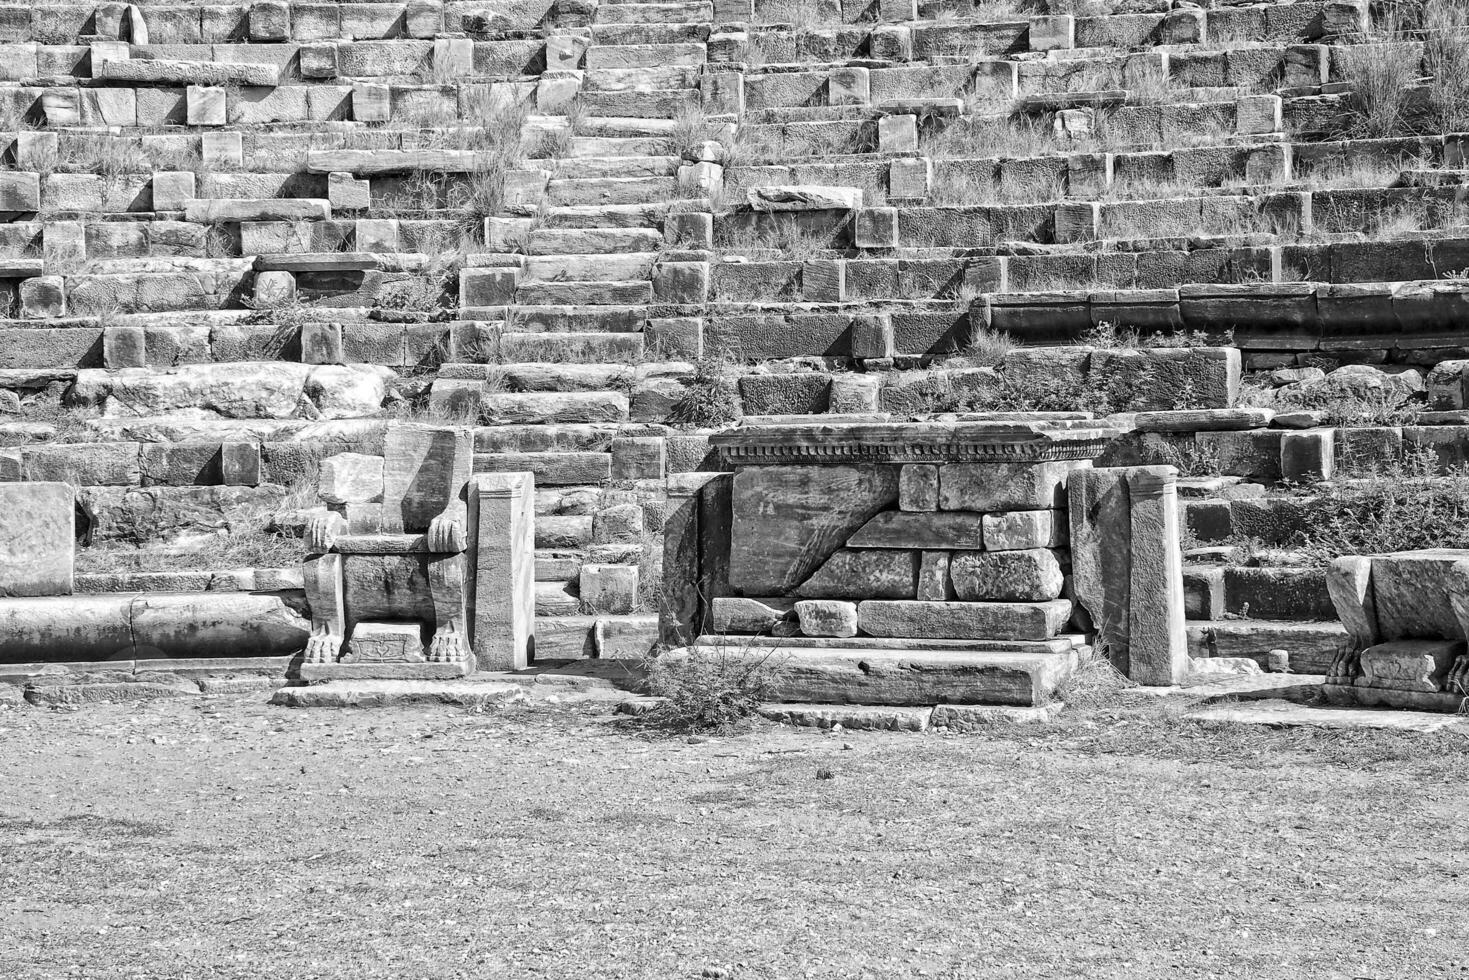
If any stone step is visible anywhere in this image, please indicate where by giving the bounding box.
[515,280,655,306]
[590,22,709,46]
[546,176,680,207]
[523,252,660,280]
[526,227,667,255]
[544,203,669,229]
[685,643,1076,707]
[497,331,646,362]
[581,65,703,91]
[584,42,707,70]
[504,306,650,334]
[580,89,700,119]
[594,0,712,22]
[536,581,582,617]
[575,116,681,138]
[535,614,660,660]
[757,702,1061,731]
[549,155,681,179]
[569,135,677,157]
[478,448,614,483]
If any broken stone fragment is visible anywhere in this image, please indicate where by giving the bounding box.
[794,549,918,600]
[746,185,863,211]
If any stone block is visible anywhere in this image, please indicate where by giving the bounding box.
[253,270,295,308]
[898,463,938,511]
[950,549,1064,602]
[939,461,1078,512]
[470,473,535,670]
[1366,551,1469,642]
[610,436,664,481]
[878,114,917,153]
[0,482,72,596]
[152,171,195,212]
[201,131,243,168]
[796,599,858,638]
[802,259,844,302]
[319,452,384,505]
[646,317,702,360]
[828,66,868,106]
[653,261,708,304]
[460,266,519,308]
[983,509,1064,550]
[329,172,371,210]
[0,172,38,212]
[19,276,64,318]
[1279,429,1333,483]
[848,510,984,549]
[666,211,712,248]
[249,0,289,40]
[854,207,899,248]
[346,622,425,664]
[711,596,795,636]
[580,563,637,615]
[353,83,391,122]
[1029,15,1074,51]
[916,551,951,601]
[857,599,1072,641]
[889,157,931,199]
[1236,94,1281,135]
[794,548,917,600]
[185,85,226,125]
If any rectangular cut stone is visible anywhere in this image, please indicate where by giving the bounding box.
[939,461,1080,512]
[1357,640,1460,694]
[345,621,425,663]
[469,473,534,670]
[847,511,983,549]
[729,464,899,595]
[381,425,473,534]
[899,463,938,511]
[858,599,1072,641]
[1368,550,1469,641]
[796,599,858,639]
[0,482,73,596]
[983,510,1063,550]
[917,551,951,601]
[1068,467,1130,672]
[1125,467,1188,686]
[693,644,1073,707]
[711,596,797,635]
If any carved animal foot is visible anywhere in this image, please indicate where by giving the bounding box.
[304,632,343,665]
[1447,653,1469,694]
[427,626,471,665]
[426,512,467,552]
[1327,647,1362,686]
[305,512,345,553]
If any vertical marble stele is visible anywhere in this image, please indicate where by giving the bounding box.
[469,473,535,671]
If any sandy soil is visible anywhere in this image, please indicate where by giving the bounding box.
[1,693,1466,979]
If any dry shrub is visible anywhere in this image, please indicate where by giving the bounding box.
[640,644,781,733]
[1054,644,1136,708]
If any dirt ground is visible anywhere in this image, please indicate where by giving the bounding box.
[1,692,1467,980]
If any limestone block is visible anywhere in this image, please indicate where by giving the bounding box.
[1326,555,1379,650]
[15,133,56,173]
[858,599,1071,641]
[41,89,80,127]
[152,171,195,212]
[854,207,898,248]
[1069,468,1130,675]
[983,509,1064,550]
[378,424,472,536]
[81,89,136,128]
[433,37,473,75]
[221,443,261,486]
[899,463,938,511]
[1029,15,1074,51]
[1237,94,1282,135]
[0,172,38,212]
[794,549,917,600]
[353,83,391,123]
[870,26,910,62]
[104,325,145,368]
[939,461,1078,512]
[747,185,863,211]
[653,262,708,304]
[300,322,343,364]
[1368,551,1469,642]
[951,549,1063,603]
[712,596,796,635]
[299,44,338,79]
[319,453,384,505]
[610,436,664,481]
[355,218,399,253]
[1279,429,1333,483]
[306,365,388,419]
[0,482,73,597]
[917,551,950,601]
[201,131,243,168]
[1358,640,1459,693]
[850,314,892,359]
[253,270,295,307]
[19,276,64,318]
[249,1,289,41]
[848,510,984,549]
[580,563,637,615]
[406,1,443,37]
[828,66,868,106]
[802,259,844,303]
[889,157,931,199]
[729,464,899,595]
[878,114,917,153]
[469,473,535,670]
[665,212,712,249]
[1159,7,1203,44]
[1125,467,1188,686]
[796,599,858,638]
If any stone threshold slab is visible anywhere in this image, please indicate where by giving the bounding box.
[695,634,1078,655]
[690,643,1076,707]
[1186,698,1469,733]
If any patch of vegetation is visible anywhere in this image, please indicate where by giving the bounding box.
[670,354,741,429]
[1053,644,1136,709]
[1290,447,1469,564]
[639,644,781,734]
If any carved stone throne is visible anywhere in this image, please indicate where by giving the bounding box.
[1324,549,1469,712]
[301,424,476,680]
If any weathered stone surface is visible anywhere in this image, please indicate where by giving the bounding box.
[898,463,938,511]
[950,549,1064,602]
[470,474,534,670]
[847,510,984,549]
[381,424,473,536]
[692,643,1072,706]
[102,59,280,86]
[747,185,863,211]
[794,548,917,600]
[1326,555,1379,650]
[938,461,1080,512]
[982,509,1064,550]
[0,482,73,597]
[1357,640,1460,693]
[858,599,1072,641]
[929,702,1063,729]
[759,702,932,731]
[917,551,951,601]
[1133,409,1273,432]
[345,621,425,663]
[795,599,858,638]
[729,464,899,595]
[580,563,637,615]
[1368,550,1469,641]
[318,452,384,505]
[711,596,797,635]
